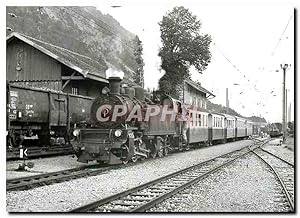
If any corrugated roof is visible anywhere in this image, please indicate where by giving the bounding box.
[184,79,215,98]
[7,32,109,83]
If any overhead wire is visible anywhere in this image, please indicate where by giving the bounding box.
[270,12,293,57]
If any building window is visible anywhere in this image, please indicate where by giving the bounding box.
[72,87,78,95]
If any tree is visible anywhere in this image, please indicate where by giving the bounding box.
[132,36,145,87]
[158,6,212,97]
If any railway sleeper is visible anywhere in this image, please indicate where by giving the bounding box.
[122,196,153,201]
[113,200,146,206]
[131,193,159,197]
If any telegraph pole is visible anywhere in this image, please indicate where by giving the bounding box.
[280,64,289,143]
[286,89,288,130]
[288,102,291,123]
[226,88,229,113]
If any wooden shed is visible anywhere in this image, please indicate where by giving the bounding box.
[6,32,109,97]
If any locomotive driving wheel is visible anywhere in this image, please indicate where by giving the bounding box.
[150,151,157,158]
[148,139,157,158]
[131,155,138,163]
[156,137,164,158]
[157,147,164,157]
[163,147,169,156]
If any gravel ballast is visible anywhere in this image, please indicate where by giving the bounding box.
[148,153,289,212]
[6,155,91,180]
[7,140,253,212]
[263,144,294,165]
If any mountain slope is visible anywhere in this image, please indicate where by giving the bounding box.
[6,6,138,80]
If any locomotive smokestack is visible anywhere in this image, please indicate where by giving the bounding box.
[108,77,122,95]
[106,69,124,95]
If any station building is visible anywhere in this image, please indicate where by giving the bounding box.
[180,79,215,109]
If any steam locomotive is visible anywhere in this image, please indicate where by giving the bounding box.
[72,75,253,165]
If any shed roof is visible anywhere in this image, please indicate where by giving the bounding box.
[7,32,109,83]
[184,79,215,98]
[221,113,236,119]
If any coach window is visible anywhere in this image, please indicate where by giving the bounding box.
[200,114,202,126]
[199,114,201,126]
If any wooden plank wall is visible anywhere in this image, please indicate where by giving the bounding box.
[7,39,61,84]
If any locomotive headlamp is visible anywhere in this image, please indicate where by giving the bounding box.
[114,129,122,137]
[102,87,110,95]
[73,129,81,137]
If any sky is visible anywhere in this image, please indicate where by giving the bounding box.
[96,0,296,123]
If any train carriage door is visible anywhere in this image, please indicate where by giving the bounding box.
[48,92,67,127]
[208,114,212,144]
[234,117,237,140]
[245,120,247,137]
[224,117,227,139]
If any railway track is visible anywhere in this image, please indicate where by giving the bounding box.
[251,147,294,212]
[70,139,270,212]
[6,163,119,191]
[7,145,74,160]
[6,139,261,192]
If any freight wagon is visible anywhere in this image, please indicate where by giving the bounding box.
[7,84,94,149]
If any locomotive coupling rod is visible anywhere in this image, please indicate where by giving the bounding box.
[138,147,151,154]
[133,151,148,158]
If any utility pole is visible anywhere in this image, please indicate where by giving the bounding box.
[286,89,288,130]
[226,88,229,113]
[288,102,291,123]
[280,64,289,143]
